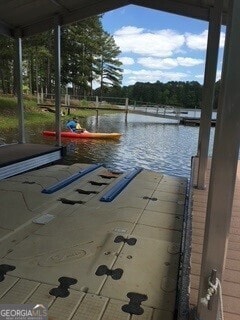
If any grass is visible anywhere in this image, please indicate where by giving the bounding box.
[0,95,119,131]
[0,96,54,130]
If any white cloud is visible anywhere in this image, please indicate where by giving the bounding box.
[114,26,185,57]
[137,57,177,69]
[195,74,204,80]
[115,26,144,36]
[185,30,225,50]
[123,68,188,85]
[176,57,204,67]
[111,25,225,85]
[137,57,204,69]
[120,56,135,65]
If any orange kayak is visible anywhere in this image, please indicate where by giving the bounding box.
[43,130,122,139]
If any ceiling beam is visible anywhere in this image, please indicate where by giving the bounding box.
[0,18,13,36]
[63,0,129,25]
[21,0,129,38]
[131,0,227,24]
[1,0,228,38]
[49,0,71,12]
[131,0,210,22]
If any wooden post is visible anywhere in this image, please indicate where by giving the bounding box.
[41,87,44,103]
[96,109,99,126]
[125,98,129,123]
[95,96,99,108]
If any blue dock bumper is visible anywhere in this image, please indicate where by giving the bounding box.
[100,167,143,202]
[42,163,102,194]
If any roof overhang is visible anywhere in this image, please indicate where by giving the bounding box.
[0,0,229,38]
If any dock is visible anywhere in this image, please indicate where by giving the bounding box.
[180,118,216,127]
[189,157,240,319]
[39,103,217,126]
[0,143,64,180]
[0,163,187,319]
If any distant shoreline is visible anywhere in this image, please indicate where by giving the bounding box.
[0,95,116,131]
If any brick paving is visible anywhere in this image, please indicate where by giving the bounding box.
[190,158,240,320]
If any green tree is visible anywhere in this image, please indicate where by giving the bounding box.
[94,31,122,98]
[23,32,53,95]
[0,15,123,99]
[0,35,14,94]
[61,16,104,96]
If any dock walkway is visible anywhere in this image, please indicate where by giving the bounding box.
[190,157,240,320]
[0,163,187,319]
[0,143,63,180]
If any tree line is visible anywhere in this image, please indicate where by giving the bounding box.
[0,15,123,97]
[0,14,220,109]
[103,80,220,109]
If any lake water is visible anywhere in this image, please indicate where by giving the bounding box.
[1,113,215,178]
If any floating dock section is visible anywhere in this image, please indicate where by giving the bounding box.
[189,157,240,319]
[180,117,216,126]
[0,143,63,180]
[0,163,188,319]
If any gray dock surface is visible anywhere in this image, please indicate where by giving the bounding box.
[0,163,187,319]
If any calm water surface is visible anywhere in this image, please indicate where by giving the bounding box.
[2,113,215,178]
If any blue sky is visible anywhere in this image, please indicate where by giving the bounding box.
[102,5,225,86]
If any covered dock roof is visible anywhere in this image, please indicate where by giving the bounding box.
[0,0,229,38]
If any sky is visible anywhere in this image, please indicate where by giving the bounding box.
[102,5,225,87]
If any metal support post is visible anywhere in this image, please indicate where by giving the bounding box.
[196,1,223,189]
[54,17,61,147]
[15,34,25,143]
[197,1,240,319]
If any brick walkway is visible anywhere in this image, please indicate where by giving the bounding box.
[190,158,240,320]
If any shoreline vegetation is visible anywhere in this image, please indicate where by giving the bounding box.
[0,95,118,131]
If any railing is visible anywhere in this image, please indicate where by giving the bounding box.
[37,93,183,115]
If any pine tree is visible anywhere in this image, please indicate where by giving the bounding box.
[94,31,123,98]
[0,35,14,94]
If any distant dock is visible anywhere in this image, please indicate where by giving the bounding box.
[180,117,216,126]
[38,102,217,126]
